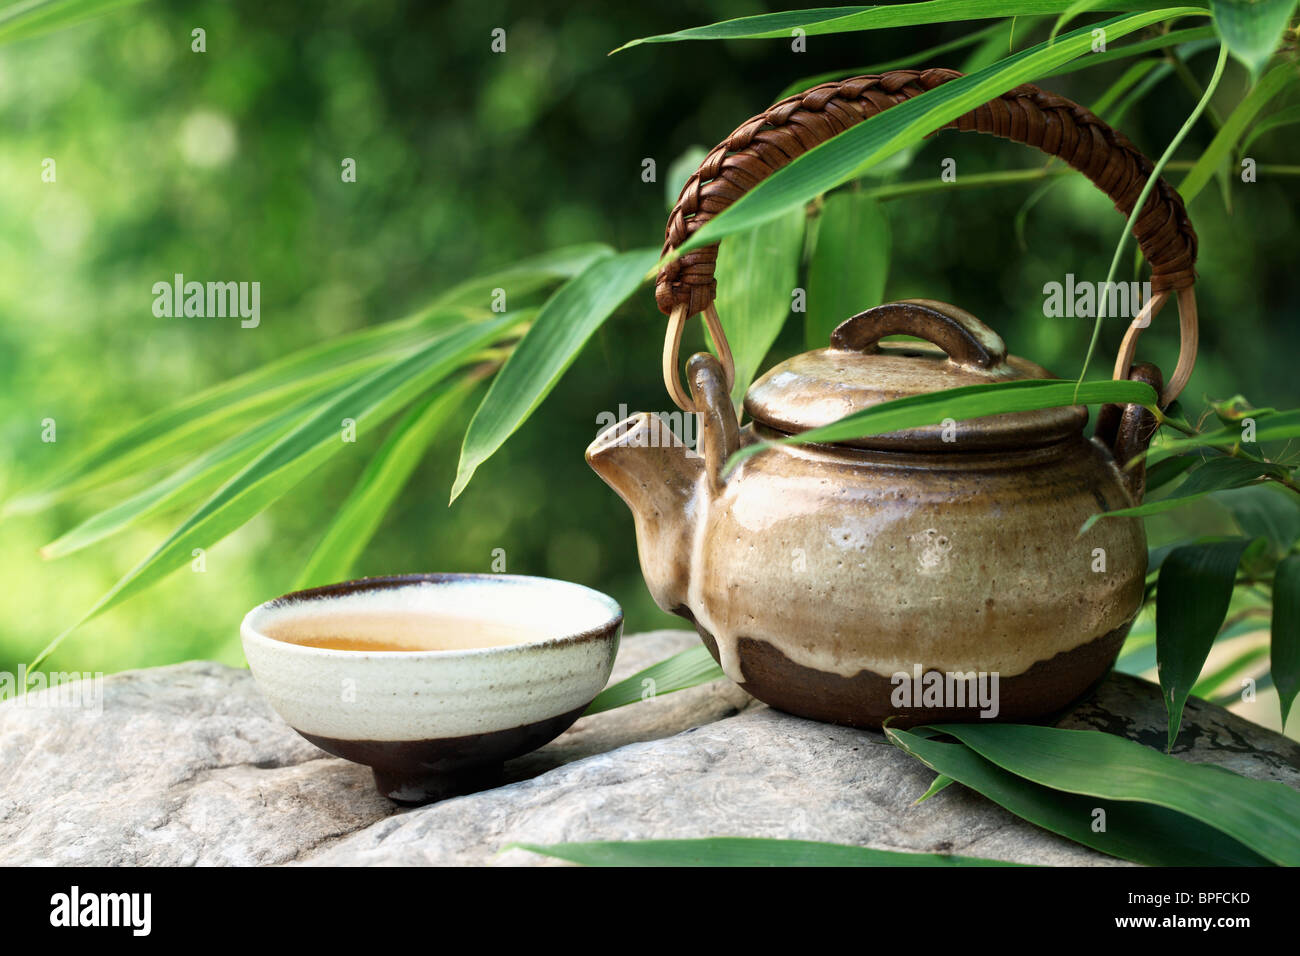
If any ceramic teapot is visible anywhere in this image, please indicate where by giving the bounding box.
[587,69,1200,728]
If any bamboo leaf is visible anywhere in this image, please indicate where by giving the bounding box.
[584,645,725,715]
[886,726,1272,865]
[1191,642,1268,698]
[616,1,1192,50]
[1038,25,1219,76]
[1156,538,1254,749]
[450,248,658,503]
[1100,60,1178,125]
[511,838,1022,866]
[7,244,605,516]
[713,210,806,405]
[0,0,147,46]
[1239,103,1300,157]
[962,17,1030,70]
[1272,554,1300,727]
[30,314,522,669]
[295,376,482,590]
[670,10,1205,256]
[39,391,330,559]
[1212,672,1275,706]
[3,308,464,516]
[1090,58,1164,117]
[1048,0,1113,41]
[1142,453,1197,494]
[1209,0,1297,78]
[914,773,955,804]
[1082,456,1291,530]
[1147,534,1237,575]
[804,193,890,350]
[1217,483,1300,557]
[1177,60,1296,202]
[773,20,1008,100]
[432,243,614,310]
[912,723,1298,865]
[1148,408,1300,461]
[727,379,1157,470]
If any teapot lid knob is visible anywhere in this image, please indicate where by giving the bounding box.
[830,299,1007,370]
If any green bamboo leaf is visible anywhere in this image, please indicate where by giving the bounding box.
[1217,483,1300,557]
[615,0,1190,50]
[1148,408,1300,462]
[773,20,1008,100]
[39,391,331,560]
[1138,612,1273,686]
[511,838,1022,866]
[1177,60,1296,202]
[432,243,614,310]
[584,645,725,715]
[1038,25,1219,76]
[1272,554,1300,726]
[1212,672,1275,706]
[1142,453,1197,494]
[913,724,1294,864]
[1090,58,1164,117]
[962,17,1030,71]
[1116,628,1159,674]
[0,0,147,45]
[450,248,658,503]
[713,210,806,405]
[804,193,890,350]
[1048,0,1113,41]
[1082,456,1290,530]
[1099,60,1179,125]
[1239,103,1300,157]
[295,376,482,590]
[37,310,530,558]
[727,379,1157,470]
[1210,0,1297,78]
[1211,393,1279,422]
[1147,534,1239,575]
[914,773,955,804]
[3,307,465,517]
[886,726,1271,865]
[671,10,1205,256]
[1191,642,1269,697]
[30,314,522,669]
[7,245,604,516]
[1156,538,1254,749]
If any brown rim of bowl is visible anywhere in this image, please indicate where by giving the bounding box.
[243,573,623,657]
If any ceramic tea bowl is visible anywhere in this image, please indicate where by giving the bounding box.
[240,573,622,804]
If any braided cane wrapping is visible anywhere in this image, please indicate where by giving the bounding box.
[656,68,1198,317]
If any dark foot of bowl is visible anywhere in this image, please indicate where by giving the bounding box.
[372,763,504,805]
[298,703,592,805]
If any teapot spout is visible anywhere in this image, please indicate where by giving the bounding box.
[585,412,701,615]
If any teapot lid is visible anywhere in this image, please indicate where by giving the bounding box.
[743,300,1087,452]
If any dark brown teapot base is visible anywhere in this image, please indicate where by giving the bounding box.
[298,702,589,805]
[688,619,1130,729]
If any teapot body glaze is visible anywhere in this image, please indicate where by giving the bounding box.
[587,301,1156,727]
[590,69,1200,728]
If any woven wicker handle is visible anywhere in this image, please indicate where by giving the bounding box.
[656,68,1199,411]
[657,68,1197,312]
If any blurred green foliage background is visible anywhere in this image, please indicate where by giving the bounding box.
[1,0,1297,692]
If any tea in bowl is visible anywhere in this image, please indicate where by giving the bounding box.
[240,573,622,804]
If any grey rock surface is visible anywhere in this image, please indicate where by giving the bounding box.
[0,631,1296,866]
